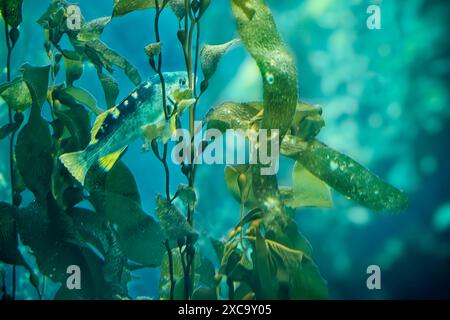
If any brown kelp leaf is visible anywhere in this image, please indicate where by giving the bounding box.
[248,219,328,299]
[176,184,197,211]
[86,161,141,204]
[156,195,198,244]
[77,16,111,42]
[200,39,240,83]
[112,0,156,17]
[86,160,163,266]
[231,0,297,138]
[15,105,53,204]
[291,102,325,140]
[63,52,84,86]
[0,79,32,112]
[54,103,91,150]
[85,40,142,85]
[205,101,262,132]
[224,165,258,209]
[198,0,211,19]
[69,208,130,298]
[67,207,108,257]
[37,1,70,44]
[144,42,162,58]
[20,64,50,109]
[293,140,408,212]
[90,192,165,266]
[253,228,278,299]
[60,86,103,115]
[15,202,110,299]
[284,161,332,209]
[97,71,119,108]
[0,0,24,27]
[0,202,42,297]
[169,0,185,20]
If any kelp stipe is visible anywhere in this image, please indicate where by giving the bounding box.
[0,0,407,300]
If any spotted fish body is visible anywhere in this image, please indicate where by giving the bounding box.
[60,72,189,185]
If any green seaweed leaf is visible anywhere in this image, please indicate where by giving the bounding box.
[15,201,110,299]
[15,106,53,204]
[63,53,84,86]
[0,0,24,28]
[0,202,41,297]
[156,195,198,245]
[54,103,91,150]
[60,86,103,115]
[283,161,332,209]
[294,140,409,212]
[224,165,258,209]
[176,184,197,211]
[77,16,111,42]
[0,79,32,112]
[85,40,141,86]
[20,64,50,109]
[98,71,119,108]
[200,39,239,85]
[86,164,164,266]
[112,0,156,17]
[231,0,298,137]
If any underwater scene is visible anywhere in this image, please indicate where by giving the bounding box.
[0,0,449,301]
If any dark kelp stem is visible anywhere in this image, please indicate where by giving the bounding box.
[152,0,171,201]
[152,0,175,298]
[164,240,175,300]
[3,16,17,301]
[175,0,195,299]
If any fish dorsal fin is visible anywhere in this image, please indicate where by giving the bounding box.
[91,111,109,144]
[98,146,128,172]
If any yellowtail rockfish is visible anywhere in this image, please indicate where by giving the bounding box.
[60,72,189,185]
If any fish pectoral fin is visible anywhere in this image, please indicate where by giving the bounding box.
[141,118,176,144]
[98,146,128,172]
[161,117,177,144]
[142,122,164,142]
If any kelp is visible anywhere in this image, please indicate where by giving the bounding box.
[0,0,408,301]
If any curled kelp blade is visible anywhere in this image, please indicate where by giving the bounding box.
[206,101,408,213]
[292,140,408,213]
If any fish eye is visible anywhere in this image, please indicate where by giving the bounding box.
[179,78,186,86]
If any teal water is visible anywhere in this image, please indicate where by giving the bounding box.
[0,0,449,299]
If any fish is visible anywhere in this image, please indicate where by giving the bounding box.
[59,71,190,185]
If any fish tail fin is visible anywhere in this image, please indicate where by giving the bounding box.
[59,150,92,185]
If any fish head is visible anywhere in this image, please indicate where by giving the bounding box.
[164,71,190,95]
[163,72,197,109]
